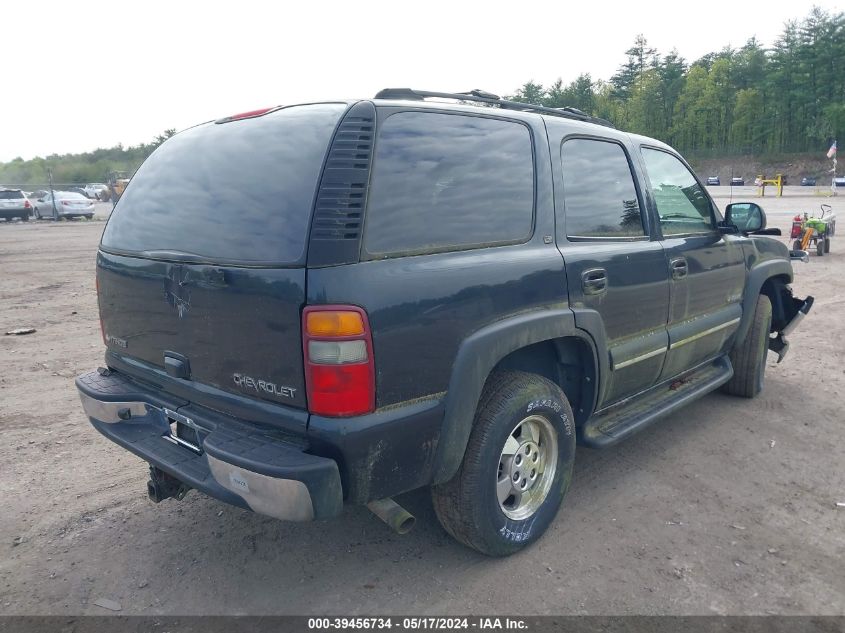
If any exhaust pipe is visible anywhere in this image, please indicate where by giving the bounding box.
[367,498,415,534]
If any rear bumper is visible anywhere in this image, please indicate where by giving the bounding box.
[0,208,28,218]
[76,369,343,521]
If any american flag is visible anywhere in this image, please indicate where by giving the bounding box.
[827,140,837,158]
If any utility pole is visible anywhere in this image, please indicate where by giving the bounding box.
[48,167,58,220]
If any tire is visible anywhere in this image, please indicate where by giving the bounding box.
[33,207,40,220]
[85,214,93,220]
[817,241,825,256]
[21,213,29,222]
[722,294,772,398]
[824,237,831,254]
[431,370,576,556]
[792,239,802,251]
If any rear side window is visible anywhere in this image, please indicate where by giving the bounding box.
[101,103,346,266]
[641,147,714,235]
[0,190,24,199]
[363,112,534,256]
[560,138,645,238]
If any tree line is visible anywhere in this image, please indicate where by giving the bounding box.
[509,7,844,156]
[0,130,175,186]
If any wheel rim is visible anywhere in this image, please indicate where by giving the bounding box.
[497,414,558,520]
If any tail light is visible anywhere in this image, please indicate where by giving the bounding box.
[302,305,375,417]
[62,200,71,206]
[24,200,31,209]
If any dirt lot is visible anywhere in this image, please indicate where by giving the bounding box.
[1,194,844,616]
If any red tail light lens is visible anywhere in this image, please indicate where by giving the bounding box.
[24,200,31,209]
[302,305,375,417]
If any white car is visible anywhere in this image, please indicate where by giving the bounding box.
[83,183,109,200]
[33,191,95,220]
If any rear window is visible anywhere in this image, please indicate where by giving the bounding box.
[102,103,346,266]
[363,112,534,257]
[0,190,24,199]
[60,192,87,200]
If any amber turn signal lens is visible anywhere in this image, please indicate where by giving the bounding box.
[305,310,365,337]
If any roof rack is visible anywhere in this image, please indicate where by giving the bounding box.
[373,88,615,128]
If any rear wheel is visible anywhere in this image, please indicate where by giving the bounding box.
[722,294,772,398]
[824,237,831,253]
[792,239,802,251]
[21,213,29,222]
[817,240,825,256]
[431,371,576,556]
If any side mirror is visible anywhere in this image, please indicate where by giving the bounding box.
[726,202,765,233]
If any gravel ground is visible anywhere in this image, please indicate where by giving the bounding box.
[0,193,843,616]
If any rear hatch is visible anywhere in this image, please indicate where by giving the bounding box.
[0,190,26,210]
[98,103,347,413]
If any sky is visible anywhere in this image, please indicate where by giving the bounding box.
[2,0,839,162]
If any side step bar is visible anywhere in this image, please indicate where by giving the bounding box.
[580,356,733,448]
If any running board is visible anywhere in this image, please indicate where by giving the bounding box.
[580,356,733,448]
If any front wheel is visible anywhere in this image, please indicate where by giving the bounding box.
[792,239,802,251]
[431,371,576,556]
[722,294,772,398]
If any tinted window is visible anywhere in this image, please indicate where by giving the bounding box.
[560,139,644,238]
[102,103,346,265]
[364,112,534,256]
[641,148,714,234]
[60,192,87,200]
[0,190,24,199]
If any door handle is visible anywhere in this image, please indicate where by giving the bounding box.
[670,258,688,279]
[581,268,608,295]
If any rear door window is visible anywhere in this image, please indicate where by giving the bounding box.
[101,103,346,266]
[560,138,645,238]
[363,112,534,257]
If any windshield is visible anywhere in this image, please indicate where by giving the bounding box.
[101,103,346,266]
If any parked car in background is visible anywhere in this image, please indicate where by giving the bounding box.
[706,176,720,185]
[66,187,91,198]
[0,189,33,221]
[33,191,95,220]
[84,183,109,200]
[835,177,845,187]
[801,177,817,186]
[730,177,745,186]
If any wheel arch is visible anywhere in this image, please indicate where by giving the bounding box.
[735,261,793,342]
[431,309,598,484]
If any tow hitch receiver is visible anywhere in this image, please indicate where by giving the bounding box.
[147,466,191,503]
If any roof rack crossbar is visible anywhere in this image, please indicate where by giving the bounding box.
[373,88,615,128]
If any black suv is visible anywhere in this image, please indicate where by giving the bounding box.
[76,89,812,556]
